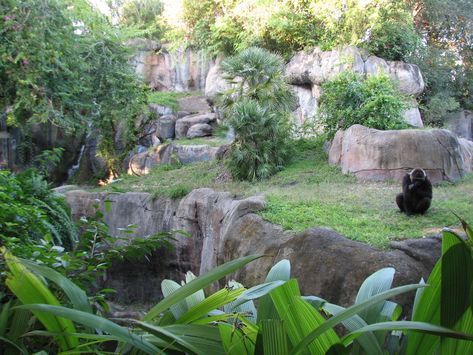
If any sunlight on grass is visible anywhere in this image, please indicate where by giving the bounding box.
[98,139,473,248]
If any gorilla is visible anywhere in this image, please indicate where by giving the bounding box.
[395,168,432,215]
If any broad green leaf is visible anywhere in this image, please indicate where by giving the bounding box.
[271,279,340,354]
[184,271,206,309]
[19,258,92,314]
[342,321,473,345]
[233,281,286,308]
[261,319,289,355]
[319,302,383,355]
[407,264,441,355]
[161,279,188,320]
[177,287,245,324]
[5,251,78,351]
[219,320,257,355]
[257,259,291,324]
[224,281,257,323]
[291,283,425,355]
[441,306,473,354]
[441,231,473,328]
[145,254,262,321]
[17,304,158,354]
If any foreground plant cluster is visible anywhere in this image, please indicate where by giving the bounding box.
[1,220,473,354]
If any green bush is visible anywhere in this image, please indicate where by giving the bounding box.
[319,72,409,139]
[364,20,420,61]
[423,93,460,126]
[220,47,295,181]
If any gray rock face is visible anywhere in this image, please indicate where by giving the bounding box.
[292,85,318,127]
[328,125,471,183]
[149,103,173,117]
[66,188,441,308]
[175,112,216,139]
[445,110,473,141]
[128,143,221,176]
[286,46,425,96]
[403,107,423,128]
[204,59,231,104]
[155,115,177,140]
[177,96,211,114]
[459,138,473,172]
[187,123,213,138]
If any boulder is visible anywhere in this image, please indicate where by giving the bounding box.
[445,110,473,141]
[175,112,216,139]
[403,102,423,128]
[149,103,173,117]
[65,188,441,309]
[291,85,318,127]
[127,143,221,176]
[187,123,213,138]
[459,138,473,172]
[328,125,470,183]
[204,59,231,104]
[177,96,211,114]
[155,115,177,140]
[285,46,424,96]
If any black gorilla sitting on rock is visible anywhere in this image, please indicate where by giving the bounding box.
[396,168,432,215]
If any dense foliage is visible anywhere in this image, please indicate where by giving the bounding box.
[219,47,294,180]
[0,0,149,173]
[3,220,473,353]
[318,72,409,139]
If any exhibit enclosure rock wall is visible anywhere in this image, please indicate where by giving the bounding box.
[65,188,441,310]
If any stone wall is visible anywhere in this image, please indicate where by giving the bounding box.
[65,188,440,310]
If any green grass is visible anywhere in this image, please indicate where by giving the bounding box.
[98,139,473,248]
[147,91,202,111]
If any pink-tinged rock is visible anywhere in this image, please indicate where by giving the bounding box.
[329,124,470,183]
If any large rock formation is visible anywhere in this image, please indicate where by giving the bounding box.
[445,110,473,141]
[205,46,425,128]
[65,188,441,309]
[175,112,216,139]
[127,143,223,176]
[328,125,471,183]
[128,39,214,92]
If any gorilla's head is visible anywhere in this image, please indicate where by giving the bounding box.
[409,168,426,182]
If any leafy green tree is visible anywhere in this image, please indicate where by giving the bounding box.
[319,72,409,139]
[119,0,167,39]
[220,47,294,181]
[0,0,148,173]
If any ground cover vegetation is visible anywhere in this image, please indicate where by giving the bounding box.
[2,222,473,353]
[99,138,473,248]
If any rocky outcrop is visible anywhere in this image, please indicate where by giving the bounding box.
[177,96,212,114]
[459,138,473,172]
[128,39,214,92]
[175,112,216,139]
[128,143,222,176]
[328,125,471,183]
[205,47,425,127]
[65,188,441,308]
[286,46,424,96]
[445,110,473,141]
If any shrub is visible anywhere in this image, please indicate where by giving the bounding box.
[219,47,295,181]
[422,93,460,126]
[318,72,409,139]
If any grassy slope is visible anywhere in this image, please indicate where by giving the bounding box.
[99,139,473,248]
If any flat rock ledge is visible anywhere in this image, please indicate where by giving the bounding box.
[329,125,473,183]
[65,188,441,310]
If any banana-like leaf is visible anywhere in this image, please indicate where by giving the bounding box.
[177,287,245,324]
[342,321,473,345]
[290,283,425,355]
[5,251,79,351]
[219,318,257,355]
[185,271,206,310]
[224,281,257,323]
[17,304,158,354]
[145,254,262,321]
[319,302,383,355]
[19,258,92,314]
[232,280,286,308]
[271,279,340,354]
[257,259,291,324]
[355,268,395,324]
[162,279,188,320]
[261,319,288,355]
